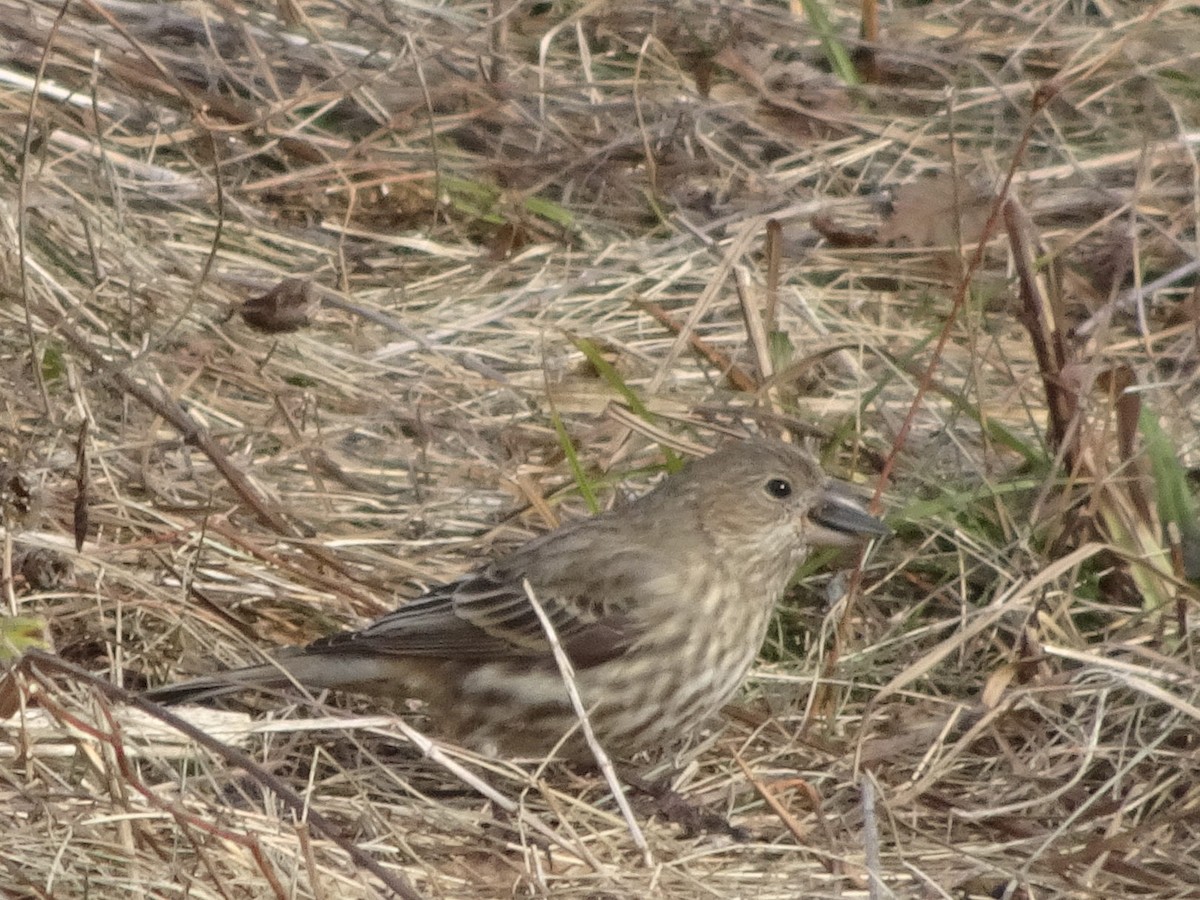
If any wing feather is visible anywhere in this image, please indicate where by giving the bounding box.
[305,523,651,668]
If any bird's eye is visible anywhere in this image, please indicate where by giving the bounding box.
[764,478,793,499]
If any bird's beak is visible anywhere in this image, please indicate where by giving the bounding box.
[807,481,889,546]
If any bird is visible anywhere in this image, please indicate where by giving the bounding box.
[145,438,888,759]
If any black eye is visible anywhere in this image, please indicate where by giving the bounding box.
[765,478,793,499]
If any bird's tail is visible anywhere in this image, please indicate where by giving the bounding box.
[142,649,392,705]
[142,664,293,705]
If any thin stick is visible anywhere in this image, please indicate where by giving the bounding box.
[521,579,653,865]
[632,298,758,392]
[380,718,605,870]
[21,650,425,900]
[860,773,883,900]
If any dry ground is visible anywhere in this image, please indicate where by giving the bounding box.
[2,0,1200,897]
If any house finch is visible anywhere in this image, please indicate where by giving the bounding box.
[146,438,887,758]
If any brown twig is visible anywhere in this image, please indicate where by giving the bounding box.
[632,298,759,392]
[38,306,375,589]
[20,649,427,900]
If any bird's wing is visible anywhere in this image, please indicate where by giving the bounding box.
[305,549,641,669]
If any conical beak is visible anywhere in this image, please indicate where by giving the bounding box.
[808,481,889,546]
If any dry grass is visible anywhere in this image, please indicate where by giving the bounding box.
[2,0,1199,896]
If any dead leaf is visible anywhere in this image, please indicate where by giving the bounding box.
[239,278,319,333]
[879,172,995,249]
[981,663,1016,708]
[711,46,852,142]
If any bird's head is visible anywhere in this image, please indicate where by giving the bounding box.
[676,439,888,571]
